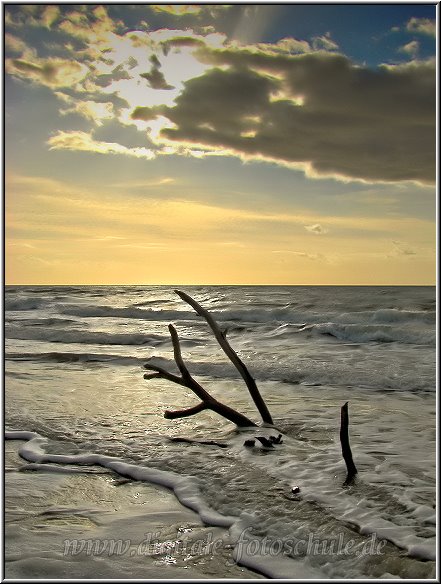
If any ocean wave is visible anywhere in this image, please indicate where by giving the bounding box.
[4,327,170,347]
[309,323,435,345]
[6,317,79,327]
[214,306,435,327]
[58,303,435,328]
[5,298,44,311]
[140,356,434,392]
[257,320,434,346]
[59,304,198,322]
[5,352,141,365]
[132,299,174,307]
[368,308,435,324]
[5,343,434,391]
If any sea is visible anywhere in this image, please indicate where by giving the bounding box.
[4,285,437,579]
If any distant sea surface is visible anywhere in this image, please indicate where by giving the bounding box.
[4,285,436,578]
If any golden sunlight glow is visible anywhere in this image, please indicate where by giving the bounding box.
[240,130,258,138]
[6,174,435,285]
[99,42,213,115]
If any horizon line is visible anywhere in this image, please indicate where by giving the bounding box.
[4,283,436,287]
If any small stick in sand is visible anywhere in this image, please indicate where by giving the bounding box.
[340,401,358,485]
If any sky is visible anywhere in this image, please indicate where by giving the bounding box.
[4,2,437,285]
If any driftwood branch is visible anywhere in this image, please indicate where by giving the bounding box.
[164,402,208,419]
[340,401,358,485]
[168,437,228,448]
[144,313,258,427]
[143,292,361,484]
[174,289,273,425]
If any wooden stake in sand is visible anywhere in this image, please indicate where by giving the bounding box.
[340,401,358,485]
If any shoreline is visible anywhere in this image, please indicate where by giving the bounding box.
[4,440,264,580]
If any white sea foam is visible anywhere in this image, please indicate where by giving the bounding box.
[5,430,324,578]
[5,431,236,525]
[6,410,436,565]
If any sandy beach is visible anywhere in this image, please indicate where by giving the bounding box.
[4,440,263,580]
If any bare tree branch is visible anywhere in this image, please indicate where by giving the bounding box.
[164,402,207,419]
[168,324,190,379]
[143,372,161,380]
[143,302,258,427]
[207,399,258,427]
[167,324,212,402]
[143,364,184,387]
[174,289,274,425]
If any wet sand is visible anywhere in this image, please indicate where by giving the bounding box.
[4,441,264,580]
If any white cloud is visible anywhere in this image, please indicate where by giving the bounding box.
[41,6,60,28]
[4,33,28,54]
[399,40,419,57]
[390,240,417,256]
[110,178,175,188]
[272,250,323,260]
[59,99,115,126]
[47,130,156,160]
[311,33,339,52]
[150,5,230,17]
[304,224,328,235]
[406,17,436,37]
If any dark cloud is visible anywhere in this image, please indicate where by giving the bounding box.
[6,56,87,87]
[92,63,131,88]
[160,36,206,56]
[140,54,174,90]
[133,66,280,137]
[132,49,435,184]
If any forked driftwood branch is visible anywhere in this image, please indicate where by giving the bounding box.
[144,291,266,427]
[175,290,273,425]
[144,291,358,482]
[340,401,358,485]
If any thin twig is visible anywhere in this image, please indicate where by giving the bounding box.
[165,402,207,419]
